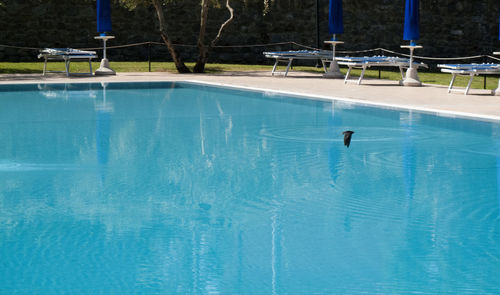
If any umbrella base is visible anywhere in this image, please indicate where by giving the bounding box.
[492,78,500,96]
[400,67,421,87]
[323,60,344,79]
[95,58,116,76]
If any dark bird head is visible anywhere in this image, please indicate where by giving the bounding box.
[342,130,354,147]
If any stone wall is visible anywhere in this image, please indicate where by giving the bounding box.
[0,0,498,65]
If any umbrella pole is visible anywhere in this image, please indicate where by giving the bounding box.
[400,42,422,87]
[95,35,116,76]
[323,35,344,79]
[409,47,413,68]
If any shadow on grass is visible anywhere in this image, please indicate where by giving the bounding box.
[204,66,225,73]
[0,68,40,74]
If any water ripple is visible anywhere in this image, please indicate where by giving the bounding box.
[0,160,78,172]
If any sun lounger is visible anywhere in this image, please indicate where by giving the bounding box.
[336,56,427,85]
[263,50,333,76]
[438,63,500,95]
[38,48,98,76]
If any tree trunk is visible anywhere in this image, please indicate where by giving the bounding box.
[194,0,235,73]
[152,0,190,73]
[193,0,210,73]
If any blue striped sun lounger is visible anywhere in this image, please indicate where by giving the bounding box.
[37,48,98,76]
[336,55,427,85]
[263,50,333,77]
[438,63,500,95]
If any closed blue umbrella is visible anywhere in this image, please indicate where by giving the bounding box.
[97,0,112,35]
[403,0,419,44]
[324,0,344,78]
[328,0,344,40]
[401,0,422,86]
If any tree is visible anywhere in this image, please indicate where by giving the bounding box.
[151,0,190,73]
[120,0,234,73]
[194,0,234,73]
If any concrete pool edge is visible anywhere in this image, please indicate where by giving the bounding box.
[184,79,500,123]
[1,71,500,123]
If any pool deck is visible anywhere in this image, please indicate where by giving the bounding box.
[1,71,500,121]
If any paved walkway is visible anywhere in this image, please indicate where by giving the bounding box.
[1,71,499,121]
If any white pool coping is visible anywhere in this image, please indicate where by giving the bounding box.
[1,71,500,122]
[185,79,500,123]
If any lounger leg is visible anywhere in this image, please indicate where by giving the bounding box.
[43,57,48,76]
[271,59,279,76]
[284,58,293,77]
[88,59,93,75]
[65,59,70,77]
[447,74,457,93]
[358,66,367,85]
[344,66,352,84]
[464,74,475,95]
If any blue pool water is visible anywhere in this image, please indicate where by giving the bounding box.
[0,82,499,294]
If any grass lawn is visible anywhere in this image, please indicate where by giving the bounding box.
[1,61,498,90]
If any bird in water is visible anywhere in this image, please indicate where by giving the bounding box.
[342,130,354,147]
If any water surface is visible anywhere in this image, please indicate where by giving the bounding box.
[0,82,499,294]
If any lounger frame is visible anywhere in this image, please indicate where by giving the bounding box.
[38,48,98,76]
[337,56,427,85]
[438,64,500,95]
[263,50,332,76]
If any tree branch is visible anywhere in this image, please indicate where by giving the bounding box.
[198,0,209,49]
[210,0,234,47]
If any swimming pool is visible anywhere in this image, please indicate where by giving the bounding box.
[0,81,499,293]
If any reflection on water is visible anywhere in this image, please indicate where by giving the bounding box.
[0,82,500,293]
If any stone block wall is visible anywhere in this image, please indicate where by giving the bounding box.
[0,0,498,66]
